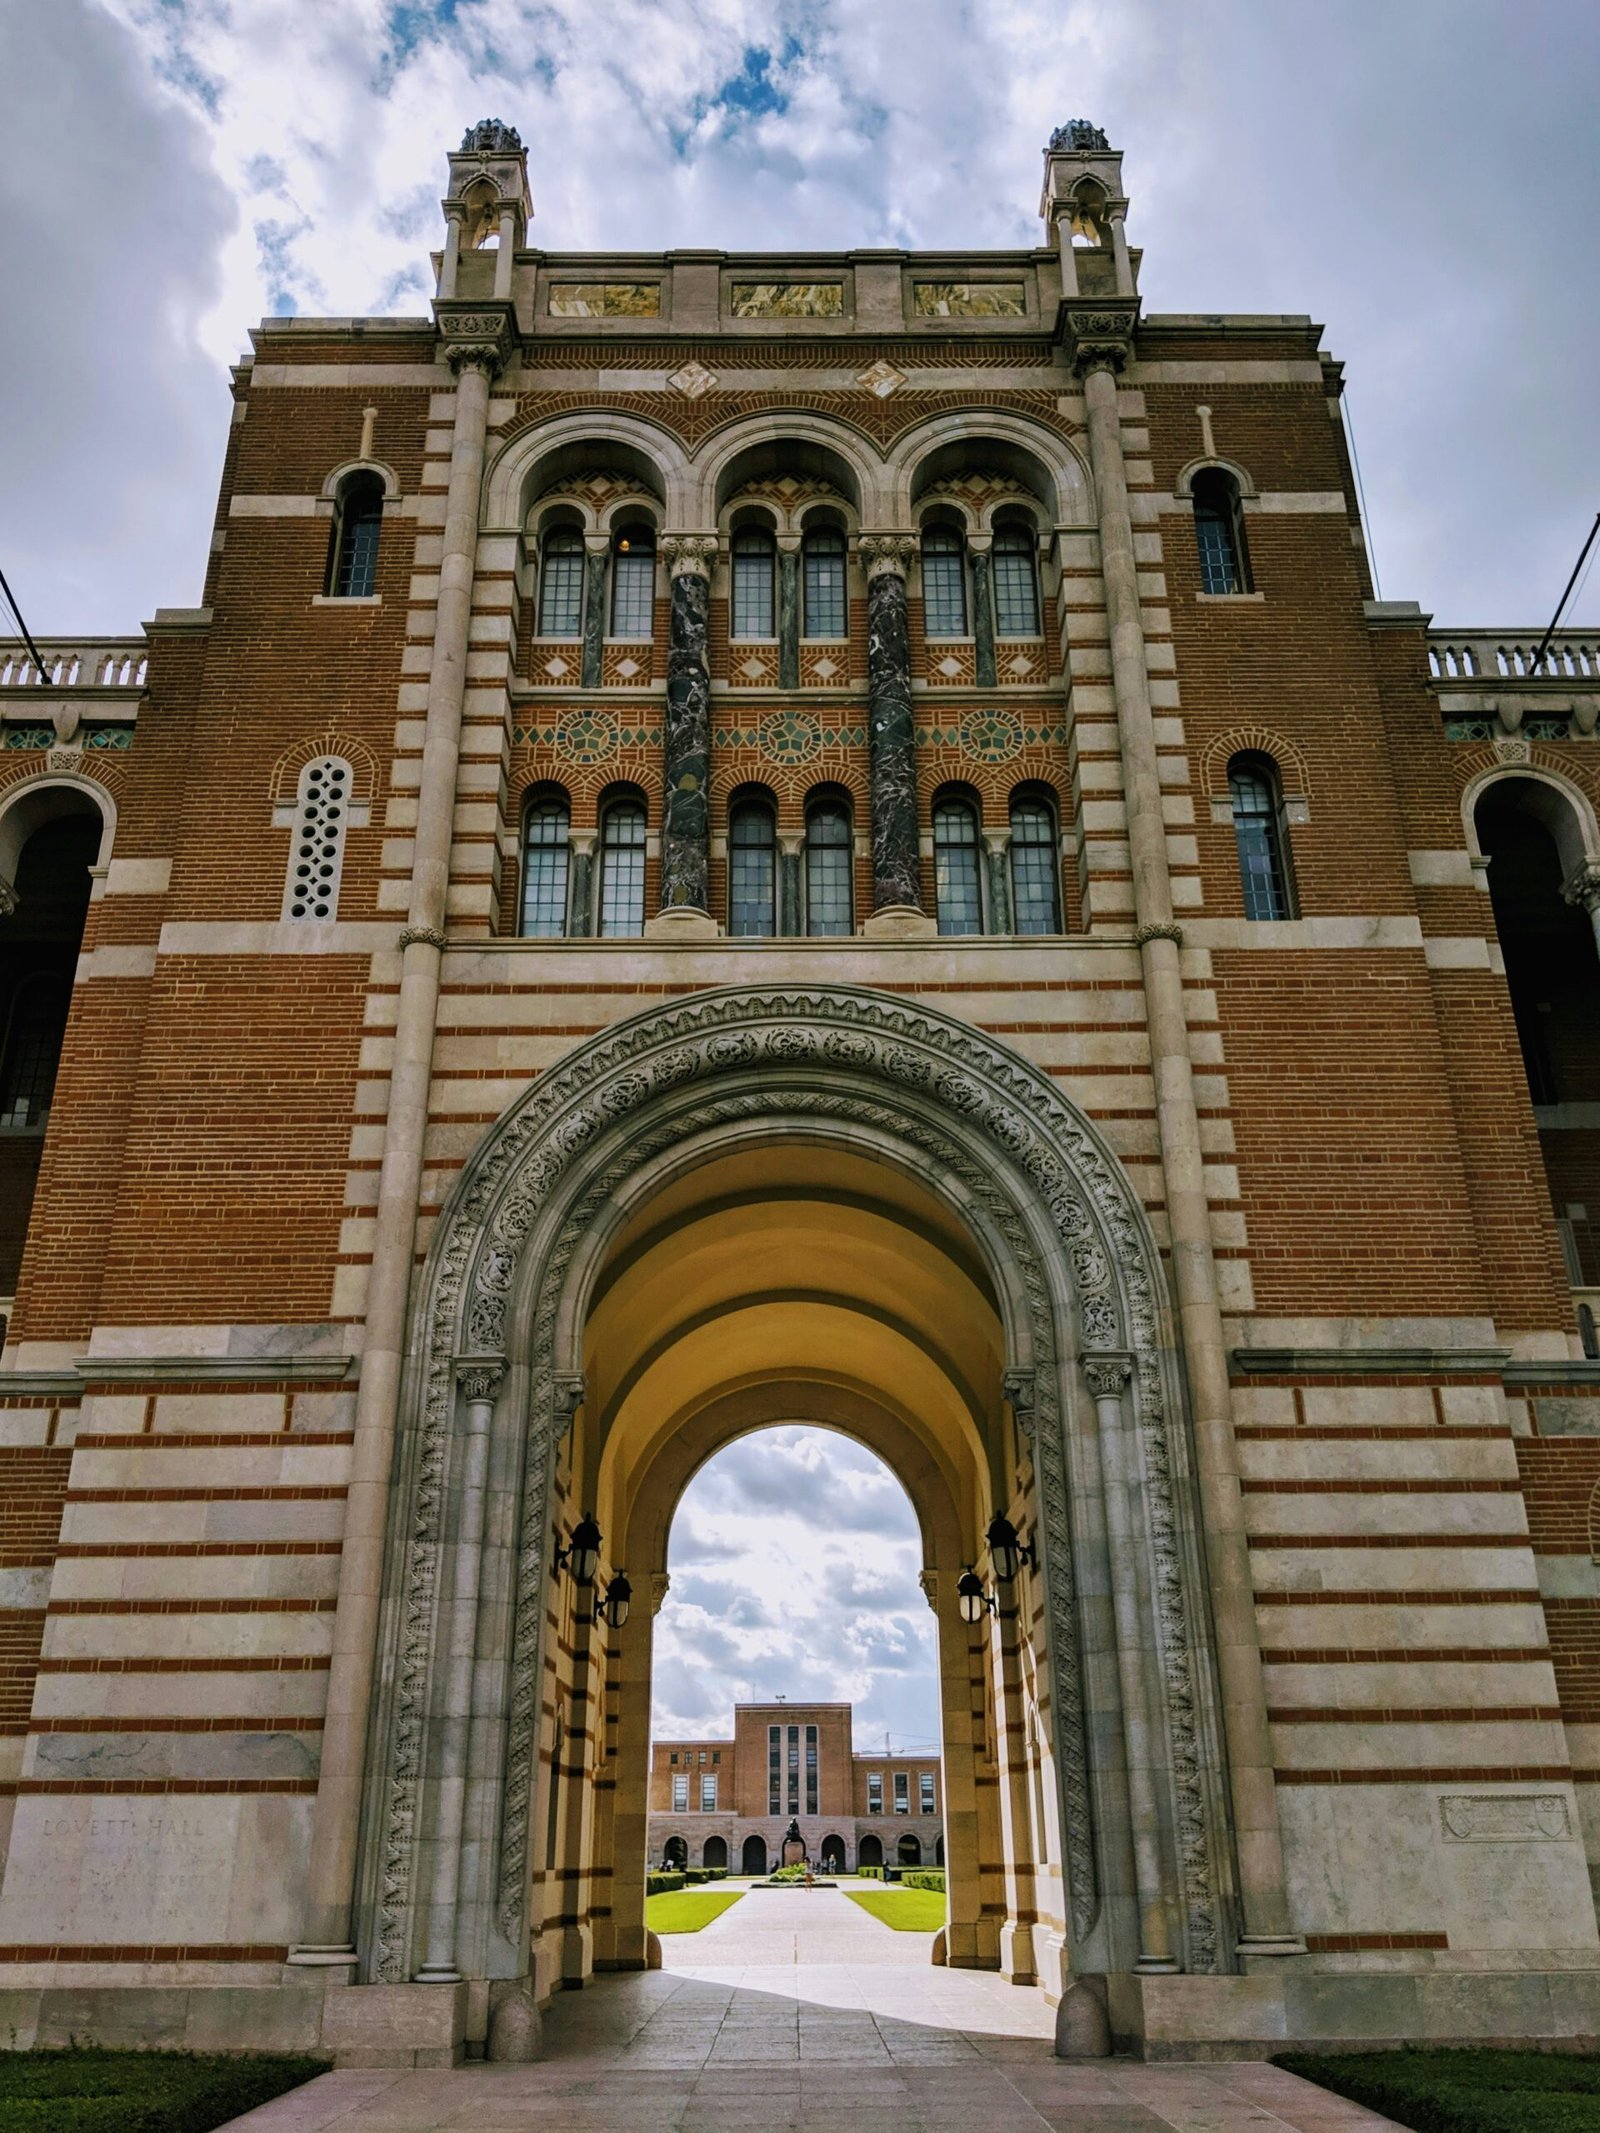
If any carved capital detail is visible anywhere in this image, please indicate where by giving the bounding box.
[552,1374,585,1426]
[1003,1368,1038,1435]
[1080,1350,1134,1401]
[917,1568,940,1614]
[1063,299,1139,377]
[399,925,448,952]
[434,301,514,376]
[1562,860,1600,916]
[458,1360,505,1405]
[1133,920,1184,949]
[858,534,918,581]
[648,1572,671,1617]
[659,534,718,580]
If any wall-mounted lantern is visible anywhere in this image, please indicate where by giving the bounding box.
[595,1572,632,1629]
[986,1513,1037,1584]
[956,1565,997,1624]
[553,1512,602,1587]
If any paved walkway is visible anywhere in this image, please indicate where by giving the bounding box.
[222,1886,1400,2129]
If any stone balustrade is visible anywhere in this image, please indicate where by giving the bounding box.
[0,639,148,692]
[1428,630,1600,684]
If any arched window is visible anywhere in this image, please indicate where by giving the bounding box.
[731,527,776,639]
[598,796,646,938]
[0,973,72,1130]
[1009,791,1061,934]
[805,794,853,936]
[326,472,384,599]
[283,755,352,921]
[933,794,983,936]
[922,527,968,638]
[1192,468,1250,595]
[729,795,777,937]
[610,526,655,638]
[538,527,585,637]
[520,791,571,937]
[1228,754,1294,919]
[802,527,847,639]
[993,522,1041,636]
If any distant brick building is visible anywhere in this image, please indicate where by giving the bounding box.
[647,1701,942,1874]
[0,115,1597,2062]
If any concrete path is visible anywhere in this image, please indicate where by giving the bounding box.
[221,1885,1401,2129]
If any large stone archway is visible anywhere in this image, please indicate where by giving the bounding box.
[357,985,1234,2029]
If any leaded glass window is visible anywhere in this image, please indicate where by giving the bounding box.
[731,528,776,638]
[729,797,776,937]
[802,528,846,638]
[805,797,852,936]
[934,797,983,936]
[610,528,655,638]
[1228,754,1293,919]
[921,527,968,637]
[993,522,1040,635]
[1009,792,1060,935]
[520,793,570,937]
[329,473,383,598]
[0,974,71,1129]
[1193,469,1249,595]
[538,528,585,636]
[598,797,646,937]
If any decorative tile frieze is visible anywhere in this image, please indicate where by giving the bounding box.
[729,281,845,319]
[914,280,1028,318]
[601,644,653,687]
[924,642,978,687]
[798,645,852,689]
[547,282,662,318]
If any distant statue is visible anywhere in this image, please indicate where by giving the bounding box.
[780,1817,807,1869]
[461,119,523,154]
[1050,120,1110,153]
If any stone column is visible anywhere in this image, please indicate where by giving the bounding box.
[777,534,801,690]
[1563,860,1600,962]
[1053,208,1079,297]
[778,832,804,937]
[1108,210,1134,298]
[291,307,510,1967]
[417,1363,504,1981]
[580,534,609,689]
[984,831,1013,935]
[657,536,717,917]
[860,535,923,919]
[1083,1352,1176,1971]
[493,208,517,300]
[970,534,998,689]
[1068,303,1301,1959]
[568,830,596,939]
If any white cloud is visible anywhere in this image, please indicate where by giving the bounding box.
[4,3,1597,627]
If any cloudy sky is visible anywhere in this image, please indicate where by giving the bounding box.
[651,1426,940,1751]
[3,0,1598,638]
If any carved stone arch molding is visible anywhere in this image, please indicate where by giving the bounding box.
[358,984,1231,1989]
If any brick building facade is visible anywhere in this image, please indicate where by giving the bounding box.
[646,1701,943,1874]
[0,117,1597,2061]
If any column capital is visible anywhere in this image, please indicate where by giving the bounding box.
[1562,859,1600,914]
[583,532,611,558]
[1002,1367,1038,1432]
[1080,1350,1134,1400]
[648,1572,671,1617]
[859,533,918,580]
[1062,298,1140,378]
[659,533,718,579]
[457,1358,505,1405]
[434,298,515,376]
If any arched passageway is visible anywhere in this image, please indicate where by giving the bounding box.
[661,1837,686,1870]
[741,1835,767,1877]
[702,1836,727,1871]
[859,1834,883,1871]
[820,1836,846,1874]
[898,1835,922,1867]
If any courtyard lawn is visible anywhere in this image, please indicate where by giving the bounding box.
[647,1887,745,1935]
[0,2047,326,2132]
[844,1886,946,1933]
[1277,2049,1600,2132]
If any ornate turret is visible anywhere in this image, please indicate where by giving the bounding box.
[1040,120,1135,299]
[437,118,532,301]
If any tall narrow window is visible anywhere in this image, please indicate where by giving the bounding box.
[920,1771,935,1815]
[992,522,1041,635]
[728,796,776,937]
[867,1771,883,1815]
[769,1725,782,1814]
[672,1773,688,1813]
[598,797,646,937]
[283,755,352,921]
[327,472,383,598]
[1009,792,1061,935]
[802,527,846,638]
[934,796,983,936]
[0,974,71,1129]
[1192,468,1250,595]
[700,1772,717,1812]
[610,526,655,638]
[893,1772,909,1814]
[921,526,968,638]
[805,796,853,936]
[805,1724,818,1816]
[787,1723,800,1815]
[1228,754,1294,920]
[538,528,585,636]
[520,792,570,937]
[731,528,776,638]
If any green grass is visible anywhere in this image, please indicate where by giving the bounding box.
[844,1886,947,1933]
[0,2048,327,2132]
[646,1887,745,1934]
[1278,2049,1600,2132]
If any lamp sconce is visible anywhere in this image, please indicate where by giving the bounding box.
[593,1571,632,1630]
[986,1513,1037,1584]
[956,1565,998,1624]
[553,1512,602,1587]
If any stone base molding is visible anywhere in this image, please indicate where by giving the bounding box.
[859,902,938,940]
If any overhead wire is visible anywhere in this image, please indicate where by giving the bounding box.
[0,562,53,684]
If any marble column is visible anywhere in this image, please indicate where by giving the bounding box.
[293,310,510,1966]
[970,535,998,689]
[778,832,804,937]
[568,830,596,939]
[417,1362,504,1982]
[580,534,609,690]
[658,536,717,915]
[1563,859,1600,963]
[777,534,801,691]
[1070,308,1300,1958]
[984,831,1012,935]
[861,535,921,914]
